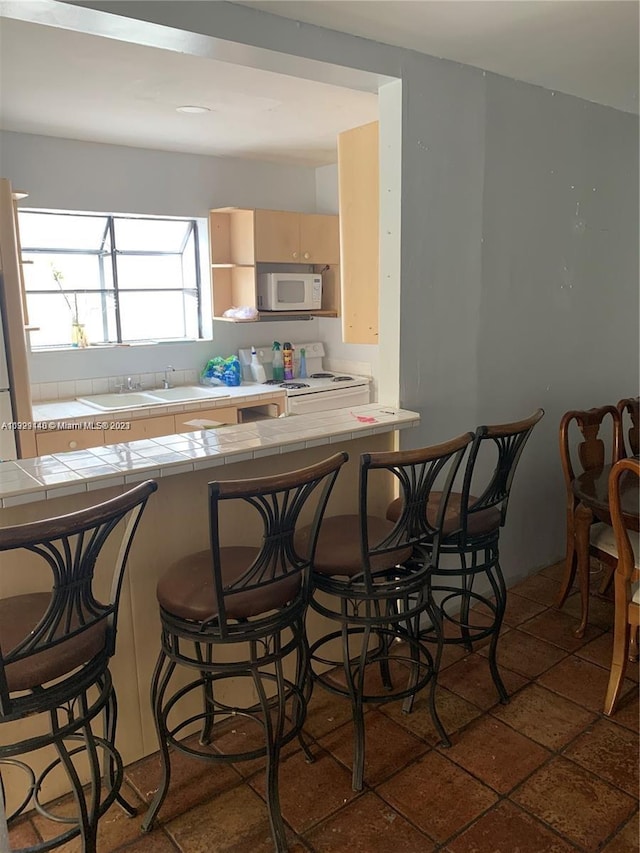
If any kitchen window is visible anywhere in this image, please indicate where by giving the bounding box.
[19,210,202,348]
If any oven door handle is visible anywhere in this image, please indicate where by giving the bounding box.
[287,385,370,414]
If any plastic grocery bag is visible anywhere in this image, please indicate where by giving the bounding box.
[201,355,242,387]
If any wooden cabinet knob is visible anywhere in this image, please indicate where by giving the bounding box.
[69,440,78,449]
[292,251,298,259]
[303,251,310,260]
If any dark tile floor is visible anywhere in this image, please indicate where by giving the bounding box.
[9,561,640,852]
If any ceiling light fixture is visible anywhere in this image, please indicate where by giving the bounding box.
[176,105,210,114]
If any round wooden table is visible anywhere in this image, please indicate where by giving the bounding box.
[571,459,640,637]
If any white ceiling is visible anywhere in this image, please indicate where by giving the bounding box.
[239,1,639,115]
[0,1,637,167]
[0,15,379,167]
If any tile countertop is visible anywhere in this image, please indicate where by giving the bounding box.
[32,383,285,422]
[0,405,419,508]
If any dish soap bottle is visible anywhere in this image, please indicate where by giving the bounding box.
[283,342,294,380]
[272,341,284,382]
[299,347,307,378]
[250,346,266,383]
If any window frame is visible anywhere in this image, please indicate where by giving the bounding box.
[19,210,203,348]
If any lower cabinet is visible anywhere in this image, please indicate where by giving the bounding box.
[123,415,176,442]
[36,428,106,456]
[34,395,286,457]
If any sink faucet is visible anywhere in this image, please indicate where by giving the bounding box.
[162,365,175,389]
[115,376,141,393]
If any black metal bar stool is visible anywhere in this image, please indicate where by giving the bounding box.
[141,453,347,853]
[299,434,473,791]
[388,409,544,703]
[0,480,157,852]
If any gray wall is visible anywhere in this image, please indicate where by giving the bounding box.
[398,63,639,574]
[8,1,640,579]
[0,130,319,216]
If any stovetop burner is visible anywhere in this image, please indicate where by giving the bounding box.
[332,375,354,382]
[264,379,311,389]
[309,372,334,379]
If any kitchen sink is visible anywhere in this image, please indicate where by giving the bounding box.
[77,387,231,411]
[77,392,163,411]
[147,385,229,402]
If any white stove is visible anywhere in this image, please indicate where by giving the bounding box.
[238,342,371,414]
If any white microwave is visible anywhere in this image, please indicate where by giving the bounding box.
[257,272,322,311]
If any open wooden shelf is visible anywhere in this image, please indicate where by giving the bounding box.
[212,309,338,323]
[211,263,254,269]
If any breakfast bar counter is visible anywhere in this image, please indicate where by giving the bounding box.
[0,405,418,808]
[0,405,417,506]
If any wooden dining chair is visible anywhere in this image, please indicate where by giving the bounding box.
[595,397,639,598]
[604,456,640,715]
[616,397,639,458]
[557,406,622,611]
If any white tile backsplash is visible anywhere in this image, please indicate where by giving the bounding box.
[91,378,110,395]
[37,382,59,401]
[57,380,77,400]
[75,379,93,397]
[33,369,203,403]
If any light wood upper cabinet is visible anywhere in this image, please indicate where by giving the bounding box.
[208,207,340,320]
[254,210,299,262]
[254,210,340,264]
[338,121,379,344]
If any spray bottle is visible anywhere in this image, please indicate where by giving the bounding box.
[283,342,294,380]
[299,347,307,378]
[272,341,284,382]
[250,346,267,383]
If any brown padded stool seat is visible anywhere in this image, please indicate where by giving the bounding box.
[386,492,501,538]
[157,546,301,621]
[297,515,413,577]
[0,592,107,693]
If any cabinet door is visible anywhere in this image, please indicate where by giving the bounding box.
[254,210,300,262]
[123,415,176,442]
[338,121,379,344]
[175,406,238,432]
[300,214,340,264]
[36,428,104,456]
